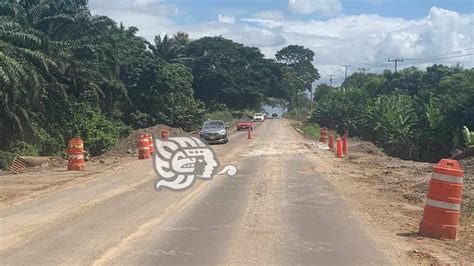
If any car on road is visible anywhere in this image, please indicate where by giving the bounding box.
[253,113,265,122]
[199,120,229,144]
[236,116,253,131]
[272,113,278,118]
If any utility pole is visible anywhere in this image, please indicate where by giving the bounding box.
[342,65,351,79]
[358,67,370,74]
[327,75,333,86]
[388,58,404,73]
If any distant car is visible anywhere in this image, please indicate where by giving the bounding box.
[272,113,278,118]
[263,112,268,118]
[253,113,265,122]
[237,116,253,131]
[199,120,229,144]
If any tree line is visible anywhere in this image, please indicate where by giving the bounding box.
[0,0,318,168]
[311,65,474,162]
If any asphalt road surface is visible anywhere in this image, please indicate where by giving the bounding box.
[0,119,388,265]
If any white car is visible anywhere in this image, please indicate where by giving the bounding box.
[253,113,265,122]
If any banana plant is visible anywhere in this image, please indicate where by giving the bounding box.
[464,126,474,147]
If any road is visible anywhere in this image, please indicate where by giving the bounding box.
[0,119,388,265]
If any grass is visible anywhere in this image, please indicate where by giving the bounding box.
[205,109,259,127]
[302,123,321,140]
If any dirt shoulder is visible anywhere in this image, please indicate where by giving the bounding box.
[0,124,183,209]
[301,131,473,264]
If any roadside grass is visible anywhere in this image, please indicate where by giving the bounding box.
[205,109,258,128]
[284,110,310,121]
[302,123,321,140]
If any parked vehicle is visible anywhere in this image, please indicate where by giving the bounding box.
[272,113,278,118]
[199,120,229,144]
[253,113,265,122]
[237,116,253,131]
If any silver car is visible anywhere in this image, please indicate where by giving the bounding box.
[199,120,229,144]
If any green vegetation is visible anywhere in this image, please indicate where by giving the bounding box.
[311,66,474,162]
[0,0,319,168]
[464,126,474,147]
[301,123,321,140]
[204,109,257,127]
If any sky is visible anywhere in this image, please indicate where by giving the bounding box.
[88,0,474,86]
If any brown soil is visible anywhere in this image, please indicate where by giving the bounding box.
[311,138,474,264]
[0,124,183,208]
[99,124,183,158]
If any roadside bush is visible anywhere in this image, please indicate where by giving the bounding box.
[311,65,474,162]
[0,141,40,170]
[302,123,321,140]
[64,103,131,156]
[284,109,309,121]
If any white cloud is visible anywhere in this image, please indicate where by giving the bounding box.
[218,14,236,24]
[288,0,343,16]
[88,2,474,86]
[251,10,285,21]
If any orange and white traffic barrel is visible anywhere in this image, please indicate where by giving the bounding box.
[148,134,155,155]
[419,159,464,240]
[138,134,151,159]
[319,127,328,143]
[68,137,85,171]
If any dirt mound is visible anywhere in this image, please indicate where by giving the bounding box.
[101,124,184,158]
[349,141,386,156]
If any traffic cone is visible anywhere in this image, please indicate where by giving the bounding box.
[328,133,334,150]
[419,159,464,240]
[336,136,343,158]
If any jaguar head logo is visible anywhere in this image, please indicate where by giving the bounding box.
[153,135,236,191]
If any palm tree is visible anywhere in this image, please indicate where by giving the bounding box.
[150,32,191,64]
[0,13,55,134]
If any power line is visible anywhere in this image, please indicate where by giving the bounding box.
[327,74,333,86]
[342,64,351,79]
[388,58,404,73]
[358,67,370,74]
[405,48,474,61]
[406,53,474,62]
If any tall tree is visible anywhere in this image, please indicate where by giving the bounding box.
[276,45,319,112]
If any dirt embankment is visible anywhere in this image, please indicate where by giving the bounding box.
[0,124,182,208]
[311,136,473,264]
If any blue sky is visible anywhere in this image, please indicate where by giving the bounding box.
[89,0,474,86]
[158,0,474,22]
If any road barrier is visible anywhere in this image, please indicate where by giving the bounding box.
[148,134,155,155]
[419,159,464,240]
[319,127,327,143]
[336,136,343,158]
[138,134,151,159]
[328,133,334,150]
[68,137,85,171]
